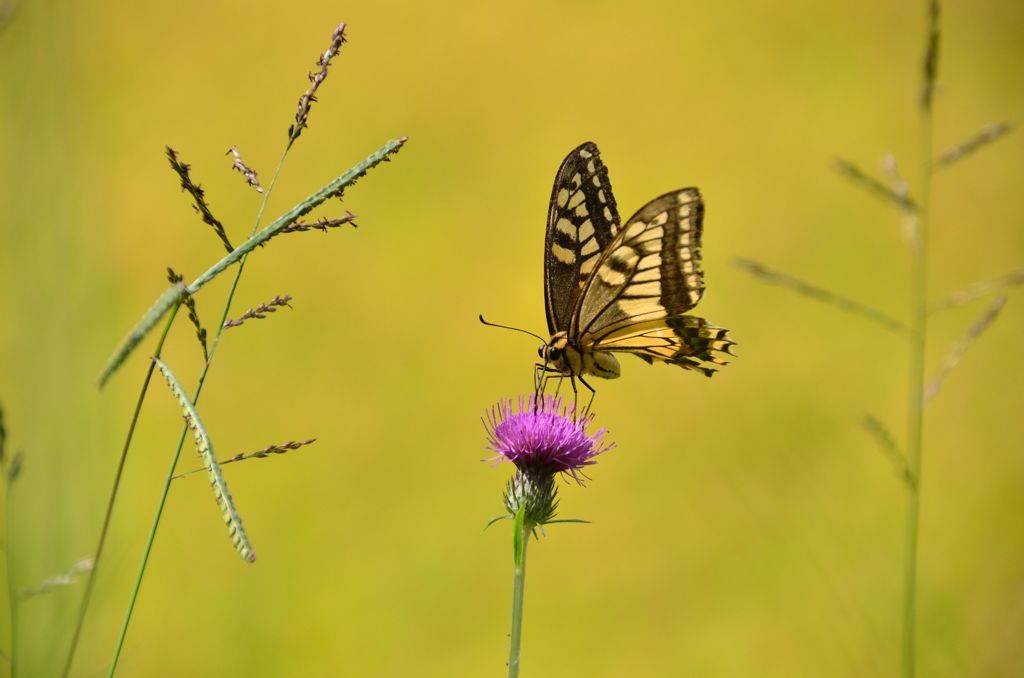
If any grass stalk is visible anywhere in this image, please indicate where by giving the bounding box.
[902,4,939,675]
[106,148,291,676]
[62,299,183,678]
[4,478,16,677]
[901,176,927,678]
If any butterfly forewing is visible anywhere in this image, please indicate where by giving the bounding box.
[544,142,621,335]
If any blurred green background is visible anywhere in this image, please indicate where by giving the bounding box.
[2,1,1022,676]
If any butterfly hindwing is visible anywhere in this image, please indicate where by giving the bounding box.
[574,189,704,338]
[595,315,734,377]
[573,188,733,376]
[544,142,621,335]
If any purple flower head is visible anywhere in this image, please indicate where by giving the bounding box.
[483,394,613,482]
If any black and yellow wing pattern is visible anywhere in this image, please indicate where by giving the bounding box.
[543,141,621,336]
[542,142,734,380]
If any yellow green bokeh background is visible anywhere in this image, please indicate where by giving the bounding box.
[2,1,1022,675]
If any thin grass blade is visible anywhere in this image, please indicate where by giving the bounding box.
[153,358,255,562]
[98,283,185,388]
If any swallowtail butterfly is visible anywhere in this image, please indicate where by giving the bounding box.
[539,142,734,395]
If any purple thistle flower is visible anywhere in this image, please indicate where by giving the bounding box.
[484,394,613,483]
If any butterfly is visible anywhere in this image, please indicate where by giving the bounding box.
[537,141,734,398]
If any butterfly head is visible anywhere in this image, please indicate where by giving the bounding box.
[539,332,621,379]
[538,332,571,374]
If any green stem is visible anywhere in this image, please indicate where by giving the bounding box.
[4,476,17,678]
[107,151,289,676]
[903,64,935,678]
[507,520,530,678]
[62,300,182,678]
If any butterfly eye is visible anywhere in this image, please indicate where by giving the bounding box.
[548,346,562,361]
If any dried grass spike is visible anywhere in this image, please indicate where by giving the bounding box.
[153,358,255,562]
[245,438,316,459]
[881,154,911,206]
[921,0,941,112]
[21,556,94,599]
[6,450,22,483]
[863,414,913,488]
[735,258,912,335]
[223,294,293,329]
[0,404,6,465]
[932,266,1024,311]
[880,154,921,246]
[270,212,358,242]
[834,157,917,212]
[174,438,317,479]
[165,146,235,253]
[936,122,1013,168]
[325,137,407,202]
[925,295,1007,404]
[288,22,347,146]
[226,145,264,193]
[168,267,209,361]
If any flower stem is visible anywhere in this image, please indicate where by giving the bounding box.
[507,517,530,678]
[62,298,182,678]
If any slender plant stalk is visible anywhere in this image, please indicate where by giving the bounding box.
[107,148,290,676]
[903,4,938,675]
[4,479,17,677]
[62,299,183,678]
[507,519,530,678]
[902,121,931,678]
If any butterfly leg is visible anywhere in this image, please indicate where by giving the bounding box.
[565,374,595,421]
[551,374,565,399]
[533,363,546,397]
[533,364,565,412]
[564,374,577,416]
[576,374,597,420]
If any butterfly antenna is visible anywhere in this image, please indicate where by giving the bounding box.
[478,315,547,344]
